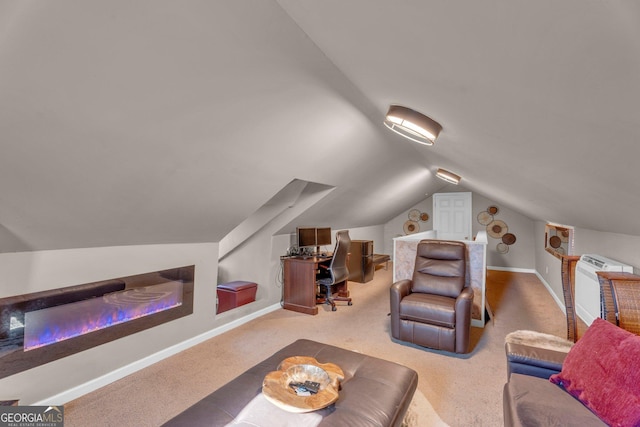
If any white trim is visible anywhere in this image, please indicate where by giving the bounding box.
[487,266,536,273]
[34,303,282,406]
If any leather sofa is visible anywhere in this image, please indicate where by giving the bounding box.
[163,339,418,426]
[502,330,606,426]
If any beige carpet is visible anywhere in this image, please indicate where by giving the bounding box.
[64,266,567,426]
[401,389,448,427]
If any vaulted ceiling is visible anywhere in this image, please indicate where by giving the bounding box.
[1,1,639,252]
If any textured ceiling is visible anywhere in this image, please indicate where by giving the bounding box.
[1,0,639,251]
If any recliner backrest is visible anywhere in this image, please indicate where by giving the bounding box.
[411,240,466,298]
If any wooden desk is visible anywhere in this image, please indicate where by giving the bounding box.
[282,256,348,315]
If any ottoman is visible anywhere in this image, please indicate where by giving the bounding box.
[162,339,418,426]
[217,281,258,314]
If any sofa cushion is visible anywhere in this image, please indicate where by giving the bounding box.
[549,318,640,427]
[504,374,606,427]
[505,330,572,379]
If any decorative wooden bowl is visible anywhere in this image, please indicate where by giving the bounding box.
[262,356,344,413]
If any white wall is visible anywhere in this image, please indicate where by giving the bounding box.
[383,198,433,256]
[345,225,385,254]
[535,220,640,309]
[217,229,291,311]
[534,221,565,308]
[0,242,222,404]
[384,187,536,269]
[472,193,536,270]
[572,228,640,273]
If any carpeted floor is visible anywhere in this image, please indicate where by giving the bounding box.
[401,389,448,427]
[64,266,567,426]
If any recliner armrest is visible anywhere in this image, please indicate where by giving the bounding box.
[456,286,474,304]
[454,287,474,326]
[505,331,573,380]
[390,279,412,302]
[390,279,412,339]
[454,287,474,353]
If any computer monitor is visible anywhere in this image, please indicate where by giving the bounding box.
[297,227,317,248]
[315,227,332,247]
[296,227,332,254]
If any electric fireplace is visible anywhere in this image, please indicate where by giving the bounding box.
[0,265,194,379]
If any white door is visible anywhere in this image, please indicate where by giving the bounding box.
[433,192,472,240]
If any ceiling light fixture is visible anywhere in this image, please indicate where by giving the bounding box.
[384,105,442,145]
[435,168,461,185]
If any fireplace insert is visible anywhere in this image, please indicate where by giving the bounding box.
[0,265,194,379]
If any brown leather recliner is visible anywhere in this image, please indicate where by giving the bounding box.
[390,239,474,353]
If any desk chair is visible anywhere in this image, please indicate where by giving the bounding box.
[318,230,352,311]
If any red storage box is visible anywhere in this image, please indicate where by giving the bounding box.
[216,281,257,314]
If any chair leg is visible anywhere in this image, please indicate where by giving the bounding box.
[333,281,352,306]
[323,284,352,311]
[324,285,337,311]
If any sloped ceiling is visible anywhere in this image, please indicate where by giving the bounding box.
[1,1,639,252]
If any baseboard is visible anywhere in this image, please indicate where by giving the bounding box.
[487,266,536,273]
[35,303,282,406]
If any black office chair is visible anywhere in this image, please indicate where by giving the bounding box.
[318,230,352,311]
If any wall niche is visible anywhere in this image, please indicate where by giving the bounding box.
[0,265,194,379]
[545,223,574,258]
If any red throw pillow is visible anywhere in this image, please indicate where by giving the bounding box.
[550,318,640,426]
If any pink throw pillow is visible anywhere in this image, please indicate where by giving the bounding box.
[550,318,640,426]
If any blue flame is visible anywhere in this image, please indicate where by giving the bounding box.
[23,281,183,351]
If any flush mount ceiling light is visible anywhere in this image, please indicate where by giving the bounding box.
[435,168,461,185]
[384,105,442,145]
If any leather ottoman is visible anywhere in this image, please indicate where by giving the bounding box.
[162,339,418,426]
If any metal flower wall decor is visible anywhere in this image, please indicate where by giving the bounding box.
[477,205,517,254]
[403,209,429,235]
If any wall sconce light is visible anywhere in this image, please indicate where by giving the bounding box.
[384,105,442,145]
[436,168,461,185]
